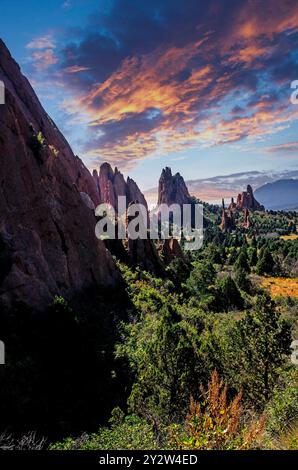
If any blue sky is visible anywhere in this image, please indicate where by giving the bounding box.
[2,0,298,195]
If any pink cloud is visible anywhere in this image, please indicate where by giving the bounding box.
[32,50,58,71]
[26,35,55,50]
[63,65,90,73]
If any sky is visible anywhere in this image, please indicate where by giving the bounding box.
[2,0,298,197]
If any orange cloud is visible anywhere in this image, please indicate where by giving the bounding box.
[57,0,298,168]
[27,34,58,71]
[63,65,90,73]
[32,49,58,71]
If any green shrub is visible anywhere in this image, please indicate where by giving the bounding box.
[50,413,160,450]
[266,368,298,437]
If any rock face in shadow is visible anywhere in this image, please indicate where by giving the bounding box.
[126,201,165,276]
[0,40,120,309]
[127,176,148,210]
[93,163,164,274]
[160,238,185,265]
[220,200,236,232]
[127,237,165,276]
[158,167,192,206]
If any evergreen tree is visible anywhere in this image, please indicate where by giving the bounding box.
[222,294,291,408]
[234,267,251,293]
[248,247,258,267]
[234,249,250,274]
[256,247,275,275]
[186,260,216,298]
[216,276,244,311]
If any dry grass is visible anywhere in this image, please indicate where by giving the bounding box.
[262,277,298,299]
[278,422,298,450]
[280,234,298,241]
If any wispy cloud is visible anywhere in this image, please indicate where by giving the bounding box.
[63,65,90,73]
[266,141,298,153]
[26,34,58,71]
[31,49,58,71]
[26,35,55,50]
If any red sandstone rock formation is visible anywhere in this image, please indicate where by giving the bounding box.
[242,208,252,229]
[127,176,148,210]
[160,238,185,265]
[93,165,164,273]
[158,167,192,206]
[0,40,119,309]
[228,197,237,212]
[93,162,148,213]
[126,202,165,276]
[220,200,236,232]
[236,185,264,211]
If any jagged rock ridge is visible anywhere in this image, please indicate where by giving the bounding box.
[93,163,148,212]
[0,40,119,309]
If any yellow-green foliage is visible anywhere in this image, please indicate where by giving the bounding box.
[36,131,45,146]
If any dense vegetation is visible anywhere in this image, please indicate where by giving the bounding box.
[1,205,298,450]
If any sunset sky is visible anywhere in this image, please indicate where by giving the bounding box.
[2,0,298,196]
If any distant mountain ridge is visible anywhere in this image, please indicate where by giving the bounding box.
[254,179,298,210]
[144,169,298,206]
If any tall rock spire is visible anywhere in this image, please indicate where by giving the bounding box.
[158,167,192,206]
[236,185,264,211]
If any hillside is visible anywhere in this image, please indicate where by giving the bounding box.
[255,179,298,210]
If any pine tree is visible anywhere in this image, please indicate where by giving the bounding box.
[256,247,275,275]
[248,247,258,267]
[235,267,251,292]
[224,294,291,408]
[234,249,250,274]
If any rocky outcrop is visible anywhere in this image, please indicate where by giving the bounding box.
[160,238,185,265]
[228,197,237,212]
[220,200,236,232]
[96,163,126,211]
[80,192,95,210]
[0,40,119,309]
[155,166,200,231]
[127,237,165,276]
[158,167,192,206]
[93,164,164,274]
[127,176,148,209]
[236,185,264,211]
[242,208,251,229]
[126,201,165,276]
[93,163,148,214]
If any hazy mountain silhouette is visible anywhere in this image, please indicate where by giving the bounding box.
[255,179,298,210]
